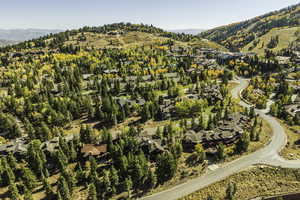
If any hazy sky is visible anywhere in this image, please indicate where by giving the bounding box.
[1,0,299,30]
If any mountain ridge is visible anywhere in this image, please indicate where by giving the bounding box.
[200,3,300,53]
[0,23,227,52]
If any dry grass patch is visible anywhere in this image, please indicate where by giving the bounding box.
[227,82,239,92]
[0,87,7,96]
[180,166,300,200]
[279,121,300,160]
[243,27,299,55]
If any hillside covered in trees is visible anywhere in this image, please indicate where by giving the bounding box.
[0,22,273,200]
[200,3,300,53]
[0,12,299,198]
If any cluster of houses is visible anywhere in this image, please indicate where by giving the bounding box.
[8,50,58,58]
[275,50,300,71]
[279,50,300,66]
[115,97,146,107]
[124,113,249,157]
[0,134,74,158]
[182,113,249,153]
[185,83,223,104]
[285,95,300,117]
[0,132,109,160]
[0,102,249,160]
[168,46,255,60]
[0,137,28,158]
[293,51,300,65]
[200,84,223,103]
[195,47,256,61]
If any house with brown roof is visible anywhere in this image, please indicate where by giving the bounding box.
[81,144,108,157]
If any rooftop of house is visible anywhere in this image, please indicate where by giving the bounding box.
[103,69,119,74]
[82,74,93,80]
[41,137,60,152]
[0,137,28,154]
[81,144,108,157]
[276,56,291,64]
[184,128,241,145]
[0,134,78,156]
[183,113,248,146]
[138,137,166,154]
[285,104,300,117]
[115,97,146,107]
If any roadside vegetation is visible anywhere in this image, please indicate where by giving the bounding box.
[180,166,300,200]
[280,121,300,160]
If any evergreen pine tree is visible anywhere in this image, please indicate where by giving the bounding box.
[217,143,226,160]
[24,186,34,200]
[57,191,63,200]
[88,183,97,200]
[62,170,75,194]
[146,169,157,190]
[7,153,18,170]
[27,140,47,178]
[250,127,256,142]
[21,167,38,190]
[123,177,132,198]
[2,157,16,185]
[8,183,20,200]
[225,182,237,200]
[156,152,177,183]
[42,177,53,196]
[57,176,71,200]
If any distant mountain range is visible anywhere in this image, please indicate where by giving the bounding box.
[0,39,18,47]
[168,29,205,35]
[0,28,63,42]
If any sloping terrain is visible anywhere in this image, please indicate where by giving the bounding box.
[200,3,300,52]
[64,31,184,49]
[64,31,227,50]
[1,23,226,52]
[243,27,300,55]
[180,166,300,200]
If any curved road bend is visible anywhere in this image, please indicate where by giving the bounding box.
[142,78,300,200]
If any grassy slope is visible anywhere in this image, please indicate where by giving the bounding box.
[201,3,300,52]
[180,166,300,200]
[279,120,300,160]
[242,27,299,55]
[188,39,228,51]
[64,31,227,50]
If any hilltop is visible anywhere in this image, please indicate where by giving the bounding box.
[1,23,226,52]
[200,3,300,53]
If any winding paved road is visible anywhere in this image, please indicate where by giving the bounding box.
[142,78,300,200]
